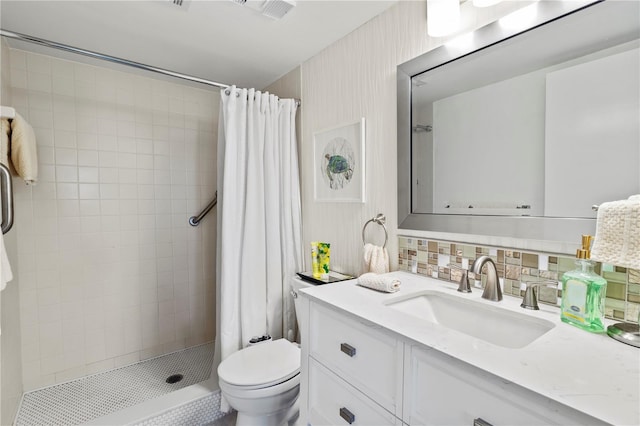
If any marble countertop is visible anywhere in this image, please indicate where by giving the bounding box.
[300,271,640,426]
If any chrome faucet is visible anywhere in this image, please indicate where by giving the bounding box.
[470,255,502,301]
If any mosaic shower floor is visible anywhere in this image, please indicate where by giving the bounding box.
[16,343,214,426]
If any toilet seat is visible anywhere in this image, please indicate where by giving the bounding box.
[218,339,301,390]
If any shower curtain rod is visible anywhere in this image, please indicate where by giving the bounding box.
[0,29,301,105]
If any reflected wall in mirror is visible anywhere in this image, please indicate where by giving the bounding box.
[398,0,640,244]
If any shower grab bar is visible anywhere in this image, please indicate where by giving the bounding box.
[1,163,14,234]
[189,191,217,226]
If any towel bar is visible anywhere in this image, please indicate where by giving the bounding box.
[362,213,388,249]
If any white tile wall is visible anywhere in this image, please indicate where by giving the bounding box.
[1,37,25,426]
[8,49,218,391]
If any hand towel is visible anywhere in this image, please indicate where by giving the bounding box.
[363,243,389,274]
[1,118,9,167]
[357,273,400,293]
[0,231,13,291]
[9,113,38,185]
[591,195,640,270]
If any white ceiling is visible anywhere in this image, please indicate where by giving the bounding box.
[0,0,397,90]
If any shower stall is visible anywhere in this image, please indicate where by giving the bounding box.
[0,31,222,424]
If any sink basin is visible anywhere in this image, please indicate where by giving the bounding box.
[385,290,555,349]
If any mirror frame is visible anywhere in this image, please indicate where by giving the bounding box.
[397,0,608,244]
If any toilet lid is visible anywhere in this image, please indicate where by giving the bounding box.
[218,339,301,387]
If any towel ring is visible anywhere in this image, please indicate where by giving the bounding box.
[362,213,388,249]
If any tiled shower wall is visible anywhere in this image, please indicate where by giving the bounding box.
[398,236,640,324]
[1,37,25,425]
[8,48,218,391]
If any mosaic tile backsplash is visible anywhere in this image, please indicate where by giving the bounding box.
[398,236,640,324]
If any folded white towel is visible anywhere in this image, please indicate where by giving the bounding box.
[363,243,389,274]
[591,195,640,270]
[10,113,38,185]
[1,231,13,291]
[357,273,400,293]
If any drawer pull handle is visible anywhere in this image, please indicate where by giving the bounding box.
[340,343,356,357]
[340,407,355,424]
[473,418,493,426]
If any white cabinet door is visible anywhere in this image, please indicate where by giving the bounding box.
[309,302,404,416]
[404,346,604,426]
[308,357,400,426]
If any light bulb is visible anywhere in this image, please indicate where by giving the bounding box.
[427,0,461,37]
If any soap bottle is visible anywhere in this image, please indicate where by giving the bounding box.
[560,235,607,333]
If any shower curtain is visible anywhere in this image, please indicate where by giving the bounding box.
[216,86,303,381]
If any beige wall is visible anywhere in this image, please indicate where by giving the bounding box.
[276,1,530,275]
[7,48,218,391]
[1,37,24,426]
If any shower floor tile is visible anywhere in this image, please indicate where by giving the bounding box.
[16,343,214,426]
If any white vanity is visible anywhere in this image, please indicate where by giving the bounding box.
[297,272,640,426]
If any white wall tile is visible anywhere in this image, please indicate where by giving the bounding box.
[56,165,78,182]
[77,132,98,150]
[51,58,74,78]
[99,151,118,167]
[56,183,78,200]
[55,148,78,165]
[27,72,52,92]
[99,167,118,183]
[52,76,75,96]
[10,48,218,390]
[78,167,99,183]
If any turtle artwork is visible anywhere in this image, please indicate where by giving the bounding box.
[321,136,355,190]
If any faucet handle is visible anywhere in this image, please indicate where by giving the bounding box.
[521,280,558,310]
[447,264,472,293]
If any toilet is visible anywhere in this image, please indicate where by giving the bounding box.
[217,277,312,426]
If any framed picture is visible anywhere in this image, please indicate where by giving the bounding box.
[313,118,365,203]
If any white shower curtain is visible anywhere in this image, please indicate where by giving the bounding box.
[216,87,303,377]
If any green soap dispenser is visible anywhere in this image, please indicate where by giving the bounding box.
[560,235,608,333]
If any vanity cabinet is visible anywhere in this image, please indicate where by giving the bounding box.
[404,346,600,426]
[303,300,604,426]
[307,302,404,423]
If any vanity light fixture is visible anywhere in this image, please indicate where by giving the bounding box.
[499,2,539,30]
[427,0,461,37]
[472,0,503,7]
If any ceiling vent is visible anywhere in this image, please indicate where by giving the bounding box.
[261,0,296,19]
[168,0,192,11]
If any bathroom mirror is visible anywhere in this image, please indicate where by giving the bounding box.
[397,0,640,243]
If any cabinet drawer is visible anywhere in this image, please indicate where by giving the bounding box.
[309,357,398,426]
[309,302,402,413]
[404,346,605,426]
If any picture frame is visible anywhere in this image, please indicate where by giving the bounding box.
[313,118,365,203]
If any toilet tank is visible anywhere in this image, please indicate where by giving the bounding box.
[291,277,313,313]
[290,277,314,341]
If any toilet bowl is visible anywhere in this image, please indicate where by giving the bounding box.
[218,277,313,426]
